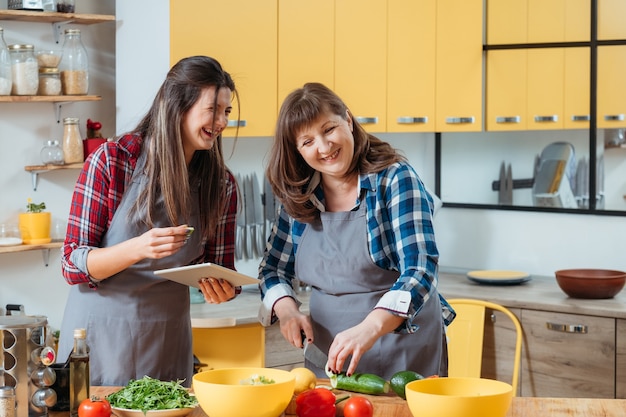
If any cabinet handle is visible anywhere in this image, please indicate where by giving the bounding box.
[604,114,625,122]
[534,115,559,123]
[355,116,378,125]
[227,120,247,127]
[445,116,475,124]
[571,115,590,122]
[396,116,428,124]
[546,322,588,334]
[495,116,521,124]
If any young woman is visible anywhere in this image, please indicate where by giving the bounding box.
[59,56,240,386]
[258,83,455,380]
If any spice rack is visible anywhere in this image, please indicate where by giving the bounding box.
[0,9,114,262]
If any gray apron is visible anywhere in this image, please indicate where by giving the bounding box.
[58,151,202,386]
[295,198,447,380]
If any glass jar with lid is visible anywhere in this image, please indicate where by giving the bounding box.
[0,27,11,96]
[41,140,64,165]
[8,44,38,95]
[38,67,62,96]
[60,29,89,95]
[0,386,16,417]
[61,117,84,164]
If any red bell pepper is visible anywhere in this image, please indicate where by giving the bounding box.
[295,388,337,417]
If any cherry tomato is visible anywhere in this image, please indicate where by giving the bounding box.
[78,397,112,417]
[343,396,373,417]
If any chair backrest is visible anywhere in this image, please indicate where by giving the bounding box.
[446,298,522,395]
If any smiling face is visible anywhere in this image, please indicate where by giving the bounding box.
[181,86,233,163]
[295,110,355,179]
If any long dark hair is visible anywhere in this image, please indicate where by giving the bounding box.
[130,55,239,240]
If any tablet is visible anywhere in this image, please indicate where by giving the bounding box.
[154,263,260,288]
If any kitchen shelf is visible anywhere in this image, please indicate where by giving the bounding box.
[0,95,100,102]
[24,162,83,190]
[0,10,115,24]
[0,241,62,266]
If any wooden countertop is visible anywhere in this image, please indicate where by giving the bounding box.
[83,386,626,417]
[190,269,626,328]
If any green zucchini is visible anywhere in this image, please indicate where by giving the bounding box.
[329,372,390,395]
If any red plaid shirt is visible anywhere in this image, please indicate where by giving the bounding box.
[61,133,238,286]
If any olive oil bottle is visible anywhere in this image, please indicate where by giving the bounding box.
[69,328,89,417]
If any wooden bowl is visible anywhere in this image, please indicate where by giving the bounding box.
[555,269,626,299]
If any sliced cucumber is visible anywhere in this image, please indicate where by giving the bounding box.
[329,372,390,395]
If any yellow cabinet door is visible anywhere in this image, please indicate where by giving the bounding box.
[598,0,626,40]
[170,0,278,137]
[563,47,590,130]
[487,0,528,44]
[597,46,626,129]
[335,0,387,132]
[387,0,436,133]
[527,48,563,130]
[486,50,527,131]
[277,0,334,107]
[435,0,483,132]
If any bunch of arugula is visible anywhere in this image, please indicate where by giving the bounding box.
[107,376,198,412]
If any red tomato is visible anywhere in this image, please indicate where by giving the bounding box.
[343,396,374,417]
[78,397,112,417]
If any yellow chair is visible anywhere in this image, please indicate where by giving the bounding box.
[446,298,522,395]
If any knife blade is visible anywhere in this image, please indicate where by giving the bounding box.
[235,174,245,260]
[303,339,329,370]
[244,174,255,260]
[505,163,513,205]
[263,174,277,236]
[251,172,265,257]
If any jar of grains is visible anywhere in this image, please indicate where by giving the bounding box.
[60,29,88,95]
[38,67,62,95]
[0,386,16,417]
[8,44,38,95]
[0,27,12,95]
[61,117,84,164]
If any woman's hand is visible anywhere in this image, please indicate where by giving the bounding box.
[136,225,190,259]
[274,297,313,348]
[327,309,404,376]
[198,278,236,304]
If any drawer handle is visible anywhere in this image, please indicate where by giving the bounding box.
[604,114,625,122]
[495,116,521,124]
[534,115,558,123]
[397,116,428,124]
[355,116,378,125]
[227,120,247,127]
[571,115,590,122]
[546,322,588,334]
[445,116,475,124]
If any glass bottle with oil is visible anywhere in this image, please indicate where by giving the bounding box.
[69,328,89,417]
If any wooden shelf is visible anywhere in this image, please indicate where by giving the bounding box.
[0,95,101,103]
[0,241,61,254]
[24,162,83,190]
[0,10,115,24]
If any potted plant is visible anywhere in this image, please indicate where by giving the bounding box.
[18,198,51,244]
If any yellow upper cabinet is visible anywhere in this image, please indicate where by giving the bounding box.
[387,0,436,133]
[597,46,626,129]
[598,0,626,40]
[487,0,589,44]
[334,0,387,132]
[486,49,527,131]
[563,47,590,130]
[435,0,483,132]
[277,0,334,107]
[170,0,278,137]
[526,48,564,130]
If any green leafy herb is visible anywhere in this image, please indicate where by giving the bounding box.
[106,376,198,412]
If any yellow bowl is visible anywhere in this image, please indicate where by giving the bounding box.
[405,377,513,417]
[192,367,295,417]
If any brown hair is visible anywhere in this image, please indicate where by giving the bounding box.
[267,82,404,223]
[130,55,239,240]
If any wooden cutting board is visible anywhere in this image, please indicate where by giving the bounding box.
[284,379,411,417]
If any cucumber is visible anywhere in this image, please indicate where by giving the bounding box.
[329,372,390,395]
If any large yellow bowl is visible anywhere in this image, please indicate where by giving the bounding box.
[405,377,513,417]
[192,367,295,417]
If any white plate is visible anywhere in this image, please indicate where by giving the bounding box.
[111,406,198,417]
[0,237,22,246]
[466,270,531,285]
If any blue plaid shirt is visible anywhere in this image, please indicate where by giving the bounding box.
[258,161,455,333]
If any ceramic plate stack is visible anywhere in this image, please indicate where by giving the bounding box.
[466,270,531,285]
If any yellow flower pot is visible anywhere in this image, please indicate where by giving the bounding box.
[19,212,51,244]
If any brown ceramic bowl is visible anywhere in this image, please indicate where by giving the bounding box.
[555,269,626,299]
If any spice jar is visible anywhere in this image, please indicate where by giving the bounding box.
[9,44,38,95]
[61,117,84,164]
[38,67,62,96]
[60,29,88,95]
[0,27,12,96]
[41,139,64,165]
[0,386,16,417]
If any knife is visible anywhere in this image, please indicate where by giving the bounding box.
[251,172,266,257]
[303,337,329,370]
[263,174,277,235]
[235,174,245,260]
[244,174,255,260]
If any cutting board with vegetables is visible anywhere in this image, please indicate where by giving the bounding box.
[283,379,412,417]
